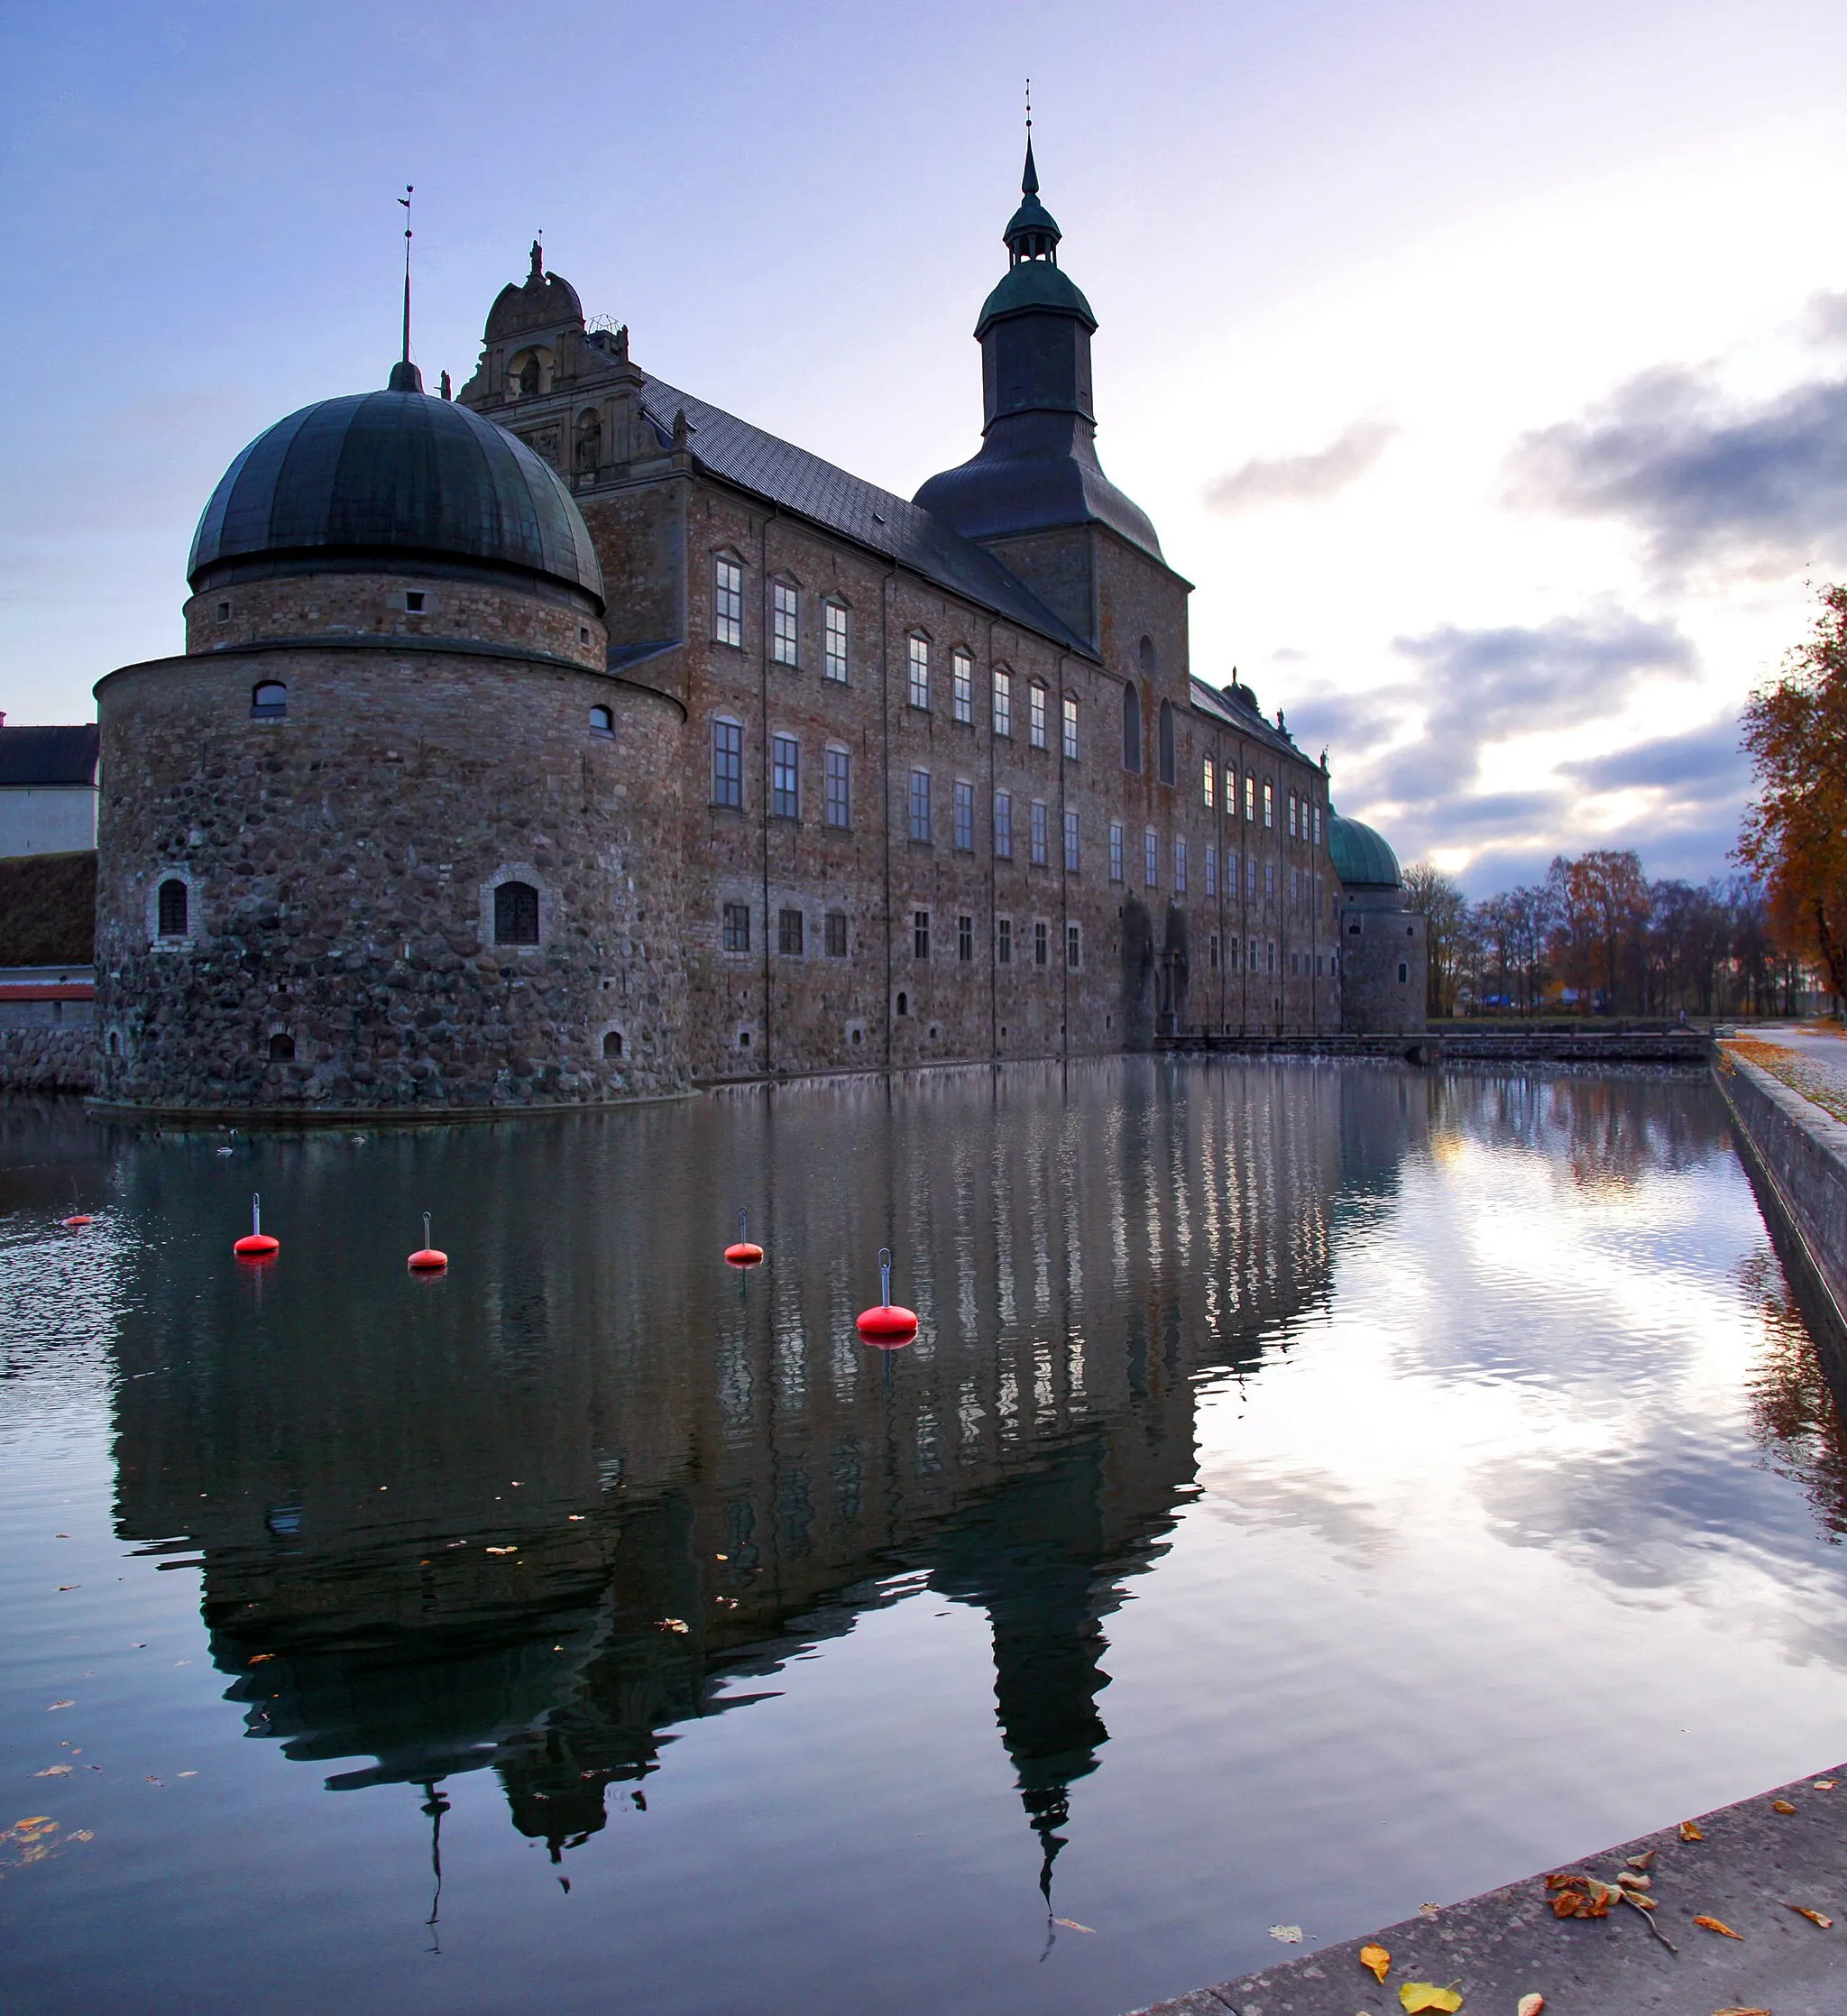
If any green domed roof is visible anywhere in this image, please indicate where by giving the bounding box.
[1328,814,1402,889]
[974,259,1097,339]
[188,372,604,608]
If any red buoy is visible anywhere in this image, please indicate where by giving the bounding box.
[409,1211,448,1271]
[62,1215,94,1229]
[234,1192,280,1258]
[856,1248,918,1348]
[724,1209,764,1267]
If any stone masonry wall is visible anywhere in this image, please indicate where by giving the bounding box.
[0,1026,96,1093]
[94,585,687,1114]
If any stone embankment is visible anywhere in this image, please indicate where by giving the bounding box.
[1159,1028,1714,1067]
[1128,1761,1847,2016]
[0,1026,96,1093]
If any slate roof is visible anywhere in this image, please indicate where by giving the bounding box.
[633,375,1096,659]
[0,724,99,787]
[1188,677,1312,764]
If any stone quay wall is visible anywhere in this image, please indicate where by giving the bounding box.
[92,582,689,1116]
[0,1026,97,1092]
[1715,1049,1847,1329]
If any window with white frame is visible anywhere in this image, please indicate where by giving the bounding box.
[1263,781,1274,827]
[1108,820,1124,883]
[1202,755,1216,808]
[908,769,933,843]
[1028,680,1048,749]
[907,634,931,709]
[824,747,851,828]
[1029,799,1048,866]
[994,789,1014,858]
[953,779,975,852]
[712,718,743,807]
[1144,826,1159,888]
[1313,804,1322,845]
[951,648,973,723]
[823,602,850,682]
[1245,772,1255,820]
[1062,694,1079,760]
[772,582,799,667]
[714,557,744,648]
[1065,922,1081,970]
[1063,806,1080,873]
[997,916,1013,964]
[1205,843,1217,896]
[771,733,799,819]
[1174,836,1188,892]
[1288,791,1298,838]
[992,667,1013,737]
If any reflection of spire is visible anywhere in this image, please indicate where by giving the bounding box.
[418,1779,449,1953]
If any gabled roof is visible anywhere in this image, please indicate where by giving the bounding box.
[632,374,1097,659]
[0,724,99,787]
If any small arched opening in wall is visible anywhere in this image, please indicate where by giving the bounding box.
[148,868,199,947]
[251,680,287,720]
[482,866,551,952]
[266,1029,297,1062]
[588,704,615,738]
[508,346,556,398]
[601,1026,627,1063]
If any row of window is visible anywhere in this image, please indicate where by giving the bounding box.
[1199,755,1321,840]
[1197,934,1336,978]
[720,901,1080,969]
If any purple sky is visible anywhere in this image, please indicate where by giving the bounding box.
[5,0,1844,892]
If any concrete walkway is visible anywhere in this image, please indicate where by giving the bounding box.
[1126,1762,1847,2016]
[1731,1023,1847,1128]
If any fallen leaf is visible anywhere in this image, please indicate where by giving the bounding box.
[1398,1985,1463,2013]
[1550,1892,1585,1919]
[32,1766,71,1778]
[486,1546,518,1556]
[1052,1917,1095,1933]
[1617,1873,1652,1892]
[247,1652,275,1665]
[1693,1915,1744,1940]
[1787,1903,1833,1928]
[1418,1902,1440,1918]
[47,1701,73,1712]
[1815,1780,1837,1790]
[1622,1891,1657,1910]
[660,1618,690,1634]
[1360,1943,1391,1983]
[1268,1924,1303,1944]
[1710,2009,1772,2015]
[69,1829,93,1842]
[1627,1851,1657,1871]
[1680,1820,1705,1842]
[1516,1998,1545,2016]
[1543,1872,1590,1891]
[1772,1799,1796,1814]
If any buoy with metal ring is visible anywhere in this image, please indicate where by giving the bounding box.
[408,1213,448,1271]
[724,1210,764,1267]
[856,1248,918,1347]
[234,1192,280,1257]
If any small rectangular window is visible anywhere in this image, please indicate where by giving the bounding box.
[1029,799,1048,866]
[1313,804,1322,845]
[1288,791,1298,839]
[908,635,931,709]
[771,733,799,820]
[1144,826,1158,888]
[1245,772,1255,821]
[1028,682,1048,749]
[405,590,426,612]
[1205,843,1218,897]
[1062,806,1080,874]
[908,769,933,843]
[1061,694,1079,761]
[992,667,1013,737]
[1246,854,1257,898]
[997,917,1013,965]
[823,603,850,682]
[914,909,930,959]
[712,719,743,807]
[1108,820,1124,883]
[714,558,744,648]
[958,914,974,962]
[825,910,849,957]
[777,907,804,955]
[1066,922,1081,970]
[1174,836,1188,893]
[1229,934,1240,969]
[824,747,851,828]
[1034,920,1049,967]
[1263,781,1274,828]
[1202,756,1216,809]
[953,779,975,852]
[772,582,799,667]
[994,790,1014,859]
[1249,937,1260,971]
[1265,861,1275,900]
[1266,940,1276,973]
[951,649,973,723]
[721,901,750,953]
[1209,931,1220,971]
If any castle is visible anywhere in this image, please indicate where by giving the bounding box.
[88,143,1424,1117]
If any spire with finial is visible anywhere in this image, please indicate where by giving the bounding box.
[1005,84,1061,266]
[388,185,425,392]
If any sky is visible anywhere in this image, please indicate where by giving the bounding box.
[3,0,1845,896]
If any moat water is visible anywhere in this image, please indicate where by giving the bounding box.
[3,1062,1846,2016]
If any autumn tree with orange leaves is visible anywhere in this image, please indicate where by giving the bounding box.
[1737,584,1847,1007]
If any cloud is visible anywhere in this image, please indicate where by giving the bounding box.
[1802,290,1847,350]
[1556,717,1745,794]
[1203,419,1398,515]
[1505,363,1847,578]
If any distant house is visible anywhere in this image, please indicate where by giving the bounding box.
[0,721,100,858]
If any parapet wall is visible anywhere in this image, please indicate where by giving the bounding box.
[1716,1050,1847,1330]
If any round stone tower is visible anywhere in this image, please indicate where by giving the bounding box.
[93,361,688,1115]
[1330,813,1427,1036]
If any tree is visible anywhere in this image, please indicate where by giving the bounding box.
[1401,862,1470,1016]
[1737,582,1847,1006]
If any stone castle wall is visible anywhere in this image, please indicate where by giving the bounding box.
[93,577,687,1115]
[1338,889,1428,1036]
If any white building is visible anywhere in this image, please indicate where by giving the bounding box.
[0,722,99,857]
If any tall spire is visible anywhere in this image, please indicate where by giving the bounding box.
[1004,88,1061,267]
[1023,76,1039,198]
[389,185,424,392]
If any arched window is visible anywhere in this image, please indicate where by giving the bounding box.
[1122,683,1142,772]
[251,681,286,719]
[602,1029,623,1060]
[589,704,614,736]
[1158,699,1176,786]
[518,355,541,397]
[895,990,909,1017]
[494,881,540,946]
[157,879,188,939]
[267,1032,295,1061]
